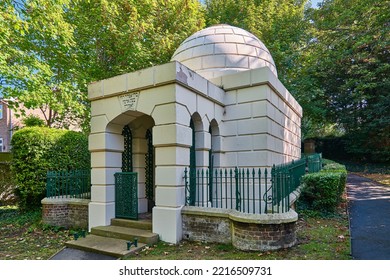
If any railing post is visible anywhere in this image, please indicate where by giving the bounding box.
[235,167,240,211]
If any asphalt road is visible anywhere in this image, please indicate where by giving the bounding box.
[347,173,390,260]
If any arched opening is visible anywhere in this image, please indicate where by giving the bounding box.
[112,113,155,220]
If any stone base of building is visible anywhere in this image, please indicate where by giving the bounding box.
[182,206,298,251]
[41,198,89,229]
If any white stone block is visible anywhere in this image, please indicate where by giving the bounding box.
[224,135,252,152]
[221,71,251,90]
[137,84,176,116]
[91,167,121,185]
[211,135,224,152]
[207,82,225,104]
[155,186,185,207]
[195,150,210,167]
[126,66,155,90]
[237,151,269,167]
[237,118,269,135]
[195,131,211,150]
[154,62,177,85]
[88,81,103,100]
[204,34,225,44]
[176,63,208,94]
[226,55,249,69]
[224,90,237,105]
[132,154,146,169]
[224,152,238,168]
[214,43,238,55]
[103,73,127,97]
[236,85,270,103]
[90,115,109,134]
[220,120,237,136]
[153,124,192,147]
[90,184,115,203]
[152,206,183,244]
[202,54,226,69]
[91,151,122,168]
[132,138,148,153]
[192,44,214,57]
[89,132,124,152]
[251,100,268,117]
[155,146,190,166]
[155,166,186,186]
[224,103,252,121]
[196,95,215,123]
[88,202,115,231]
[175,86,197,116]
[237,44,257,56]
[252,134,269,150]
[138,198,148,213]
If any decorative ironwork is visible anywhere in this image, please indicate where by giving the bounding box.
[46,170,91,199]
[115,172,138,220]
[189,119,196,206]
[183,154,323,214]
[145,129,154,201]
[122,125,133,172]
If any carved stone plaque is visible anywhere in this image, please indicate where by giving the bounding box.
[118,92,140,112]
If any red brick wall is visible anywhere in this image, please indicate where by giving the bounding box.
[182,207,298,251]
[42,198,89,229]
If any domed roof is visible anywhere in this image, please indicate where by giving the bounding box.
[171,24,277,80]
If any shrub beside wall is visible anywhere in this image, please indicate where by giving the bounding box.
[299,161,347,213]
[11,127,90,211]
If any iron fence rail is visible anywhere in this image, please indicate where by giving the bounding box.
[46,169,91,199]
[184,154,322,214]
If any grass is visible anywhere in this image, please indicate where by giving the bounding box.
[123,214,351,260]
[0,205,351,260]
[1,160,387,260]
[0,206,73,260]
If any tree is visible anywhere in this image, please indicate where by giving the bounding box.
[304,0,390,162]
[0,0,88,129]
[0,0,205,130]
[69,0,205,81]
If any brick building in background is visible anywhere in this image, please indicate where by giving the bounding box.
[0,98,47,152]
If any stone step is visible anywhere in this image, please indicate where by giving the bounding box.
[111,218,152,230]
[65,234,146,258]
[91,225,159,245]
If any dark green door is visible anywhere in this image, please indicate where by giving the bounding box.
[115,172,138,220]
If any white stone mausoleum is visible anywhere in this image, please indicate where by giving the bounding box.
[88,25,302,244]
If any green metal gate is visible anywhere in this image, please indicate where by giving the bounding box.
[114,172,138,220]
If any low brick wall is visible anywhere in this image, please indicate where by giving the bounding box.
[182,206,298,251]
[41,198,89,229]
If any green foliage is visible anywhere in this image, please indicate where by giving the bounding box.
[301,0,390,162]
[10,127,90,211]
[299,163,347,214]
[1,0,204,130]
[22,115,46,127]
[0,0,88,129]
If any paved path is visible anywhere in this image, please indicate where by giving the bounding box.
[347,173,390,260]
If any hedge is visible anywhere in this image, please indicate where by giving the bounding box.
[299,162,347,214]
[11,127,90,211]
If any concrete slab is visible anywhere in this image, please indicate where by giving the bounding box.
[65,234,146,258]
[50,247,117,260]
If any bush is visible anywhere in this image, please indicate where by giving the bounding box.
[299,163,347,214]
[11,127,90,211]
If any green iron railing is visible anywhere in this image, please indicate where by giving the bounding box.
[307,153,322,173]
[184,154,322,214]
[46,169,91,199]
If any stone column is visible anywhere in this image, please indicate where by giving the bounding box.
[132,137,148,214]
[152,123,192,244]
[88,131,123,231]
[195,130,211,206]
